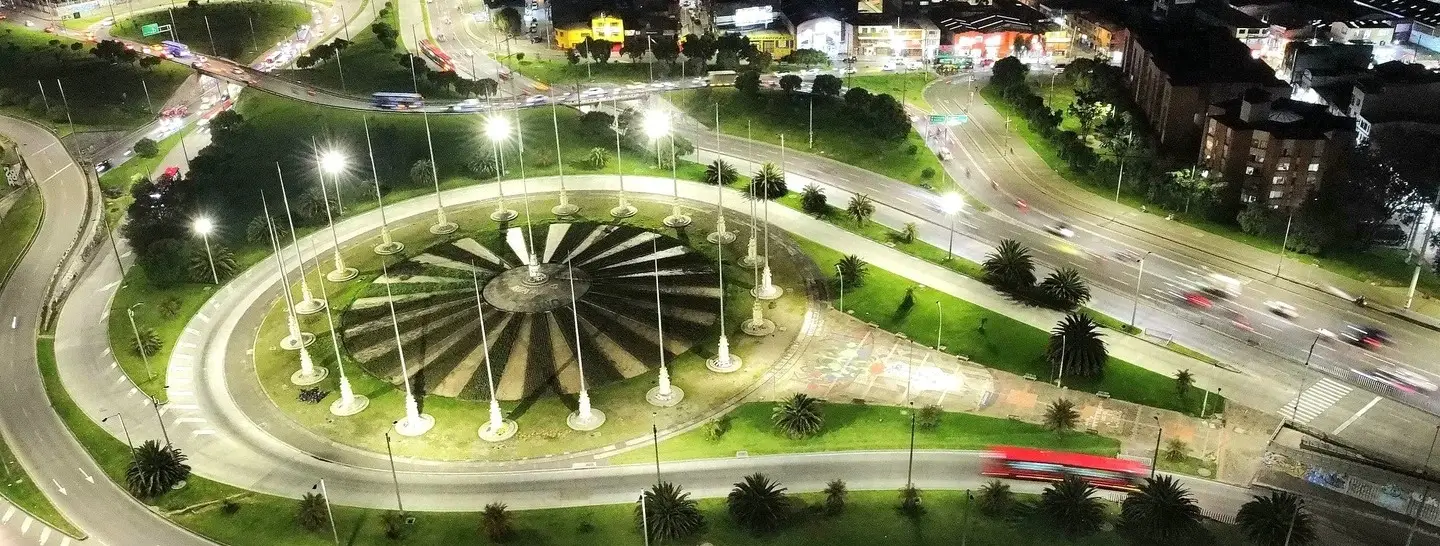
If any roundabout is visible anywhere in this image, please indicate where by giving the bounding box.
[230,189,813,462]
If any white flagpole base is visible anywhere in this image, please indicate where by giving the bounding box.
[290,366,329,386]
[393,413,436,437]
[646,385,685,407]
[478,419,518,442]
[429,221,459,235]
[329,394,370,416]
[326,267,359,283]
[374,241,405,256]
[281,332,316,351]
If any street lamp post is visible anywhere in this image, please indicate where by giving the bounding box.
[315,147,357,282]
[484,116,519,222]
[906,401,917,489]
[1406,425,1440,545]
[645,110,690,228]
[316,479,340,546]
[1150,415,1161,479]
[941,192,963,260]
[1128,251,1151,330]
[193,217,220,284]
[126,303,154,381]
[835,263,844,314]
[149,396,172,447]
[383,432,405,512]
[101,413,134,451]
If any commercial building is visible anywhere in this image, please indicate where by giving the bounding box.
[795,16,852,57]
[1197,3,1271,52]
[714,2,797,56]
[1330,20,1397,44]
[1201,88,1354,211]
[554,12,626,49]
[1067,9,1130,62]
[852,14,941,59]
[1122,25,1287,151]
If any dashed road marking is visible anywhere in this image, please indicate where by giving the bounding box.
[2,505,14,523]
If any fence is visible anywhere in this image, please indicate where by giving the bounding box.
[1265,443,1440,526]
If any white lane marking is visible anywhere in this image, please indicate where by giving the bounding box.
[113,376,128,385]
[97,310,109,324]
[101,347,110,357]
[20,515,31,533]
[192,429,216,436]
[174,417,205,425]
[38,162,75,184]
[1278,378,1352,424]
[1333,396,1383,435]
[97,280,120,292]
[196,312,211,323]
[8,317,14,329]
[1,505,14,523]
[62,536,72,546]
[40,526,52,544]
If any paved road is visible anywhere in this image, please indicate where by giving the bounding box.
[0,116,210,545]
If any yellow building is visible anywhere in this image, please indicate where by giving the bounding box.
[554,13,625,50]
[746,28,795,57]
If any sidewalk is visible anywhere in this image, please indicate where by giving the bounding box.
[940,76,1440,328]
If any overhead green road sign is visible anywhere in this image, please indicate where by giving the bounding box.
[928,114,969,125]
[141,23,161,37]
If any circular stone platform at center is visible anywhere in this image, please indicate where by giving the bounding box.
[482,263,591,313]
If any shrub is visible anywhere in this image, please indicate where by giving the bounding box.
[916,404,942,430]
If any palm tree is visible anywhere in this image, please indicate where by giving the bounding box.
[125,440,191,498]
[1043,398,1079,433]
[772,393,824,439]
[749,162,787,199]
[410,158,434,186]
[846,194,875,225]
[1038,267,1091,309]
[823,479,847,515]
[1164,438,1190,462]
[188,244,236,283]
[467,156,498,178]
[982,239,1036,290]
[637,481,705,542]
[727,473,790,533]
[1175,369,1194,400]
[800,184,828,216]
[835,255,867,287]
[1047,313,1107,379]
[1037,474,1107,538]
[481,502,513,542]
[1237,491,1316,546]
[586,147,610,169]
[1118,476,1205,544]
[898,484,924,517]
[705,159,738,186]
[976,480,1014,517]
[131,327,162,356]
[297,492,329,531]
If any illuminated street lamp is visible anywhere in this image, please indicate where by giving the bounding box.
[940,192,964,261]
[315,148,357,282]
[644,110,690,228]
[192,217,219,284]
[483,115,519,223]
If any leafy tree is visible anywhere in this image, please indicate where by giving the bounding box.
[867,93,911,140]
[91,39,137,64]
[681,32,719,62]
[705,159,737,186]
[898,484,924,517]
[812,74,842,97]
[916,404,942,430]
[989,56,1029,91]
[497,7,522,36]
[716,32,756,58]
[637,482,705,542]
[1164,438,1189,462]
[468,156,498,178]
[748,50,773,72]
[651,35,680,64]
[835,255,867,286]
[586,147,610,170]
[1237,491,1316,546]
[727,473,790,533]
[1174,369,1194,400]
[846,194,875,225]
[1236,202,1273,235]
[622,34,650,62]
[245,215,289,244]
[705,416,730,440]
[188,243,236,282]
[976,480,1014,517]
[715,49,741,70]
[1047,313,1107,379]
[779,74,801,92]
[131,326,162,356]
[125,440,190,498]
[1037,475,1106,538]
[735,70,761,96]
[381,511,413,540]
[370,21,399,49]
[1168,167,1213,214]
[1043,399,1079,433]
[1038,267,1090,309]
[1067,98,1104,134]
[823,479,847,515]
[1118,476,1205,545]
[139,55,162,70]
[772,392,823,439]
[843,87,872,109]
[481,502,512,542]
[749,162,786,199]
[901,222,918,243]
[584,38,614,63]
[409,159,434,187]
[800,184,828,216]
[133,138,159,158]
[297,492,329,531]
[982,239,1036,290]
[784,48,830,66]
[475,78,499,98]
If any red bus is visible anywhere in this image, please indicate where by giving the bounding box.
[418,39,454,72]
[982,446,1148,491]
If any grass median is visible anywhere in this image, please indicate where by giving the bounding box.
[0,185,43,287]
[610,401,1119,464]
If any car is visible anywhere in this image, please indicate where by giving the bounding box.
[838,66,857,75]
[1183,292,1213,309]
[94,160,112,173]
[1354,367,1440,394]
[649,82,666,89]
[881,60,897,71]
[1341,324,1388,350]
[160,166,181,181]
[691,77,707,86]
[937,149,953,161]
[1230,311,1254,332]
[1014,198,1028,211]
[524,95,546,105]
[1264,301,1299,318]
[449,98,482,112]
[625,82,646,90]
[904,59,924,70]
[1045,223,1075,238]
[530,35,543,43]
[581,86,605,97]
[101,16,114,26]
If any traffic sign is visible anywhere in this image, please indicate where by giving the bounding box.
[928,114,969,125]
[141,23,161,37]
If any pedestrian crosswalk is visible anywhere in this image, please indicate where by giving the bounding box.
[1279,378,1353,424]
[0,500,73,545]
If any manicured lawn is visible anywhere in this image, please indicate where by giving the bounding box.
[111,2,311,63]
[673,87,953,192]
[795,237,1223,417]
[610,401,1119,464]
[0,185,43,287]
[501,56,664,89]
[0,21,190,130]
[848,71,935,112]
[277,2,460,98]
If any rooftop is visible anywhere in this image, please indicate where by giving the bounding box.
[1354,0,1440,27]
[1334,19,1395,28]
[927,1,1052,35]
[1211,89,1354,140]
[1131,25,1283,86]
[1200,4,1270,29]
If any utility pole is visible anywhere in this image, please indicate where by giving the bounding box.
[384,433,405,512]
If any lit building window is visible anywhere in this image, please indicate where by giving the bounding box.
[1245,166,1255,175]
[1308,162,1320,172]
[1272,175,1285,185]
[1277,161,1290,171]
[1269,189,1284,199]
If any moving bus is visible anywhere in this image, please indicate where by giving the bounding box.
[371,92,424,110]
[418,39,454,72]
[160,40,191,58]
[982,446,1147,491]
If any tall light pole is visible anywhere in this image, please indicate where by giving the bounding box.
[1406,425,1440,545]
[941,192,963,260]
[566,262,607,430]
[101,413,134,451]
[550,96,579,216]
[127,302,154,381]
[707,104,734,244]
[835,263,844,314]
[192,217,219,284]
[1277,209,1294,276]
[363,118,405,255]
[277,163,327,315]
[422,113,458,235]
[383,432,405,512]
[646,109,690,228]
[473,269,517,440]
[706,231,741,373]
[935,300,943,350]
[483,115,519,222]
[1150,415,1161,479]
[382,262,435,436]
[315,479,340,546]
[1128,251,1152,330]
[647,241,684,406]
[315,147,357,282]
[610,97,637,219]
[149,396,172,447]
